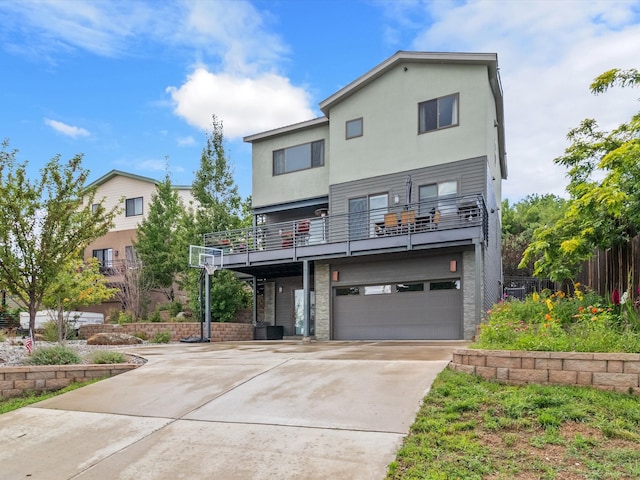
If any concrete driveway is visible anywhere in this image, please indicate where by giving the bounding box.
[1,340,462,480]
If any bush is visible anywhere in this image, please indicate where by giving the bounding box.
[27,345,81,365]
[0,331,5,342]
[151,330,171,344]
[90,350,127,364]
[473,285,640,353]
[131,331,148,340]
[169,301,183,317]
[40,320,77,342]
[108,309,121,324]
[117,312,134,325]
[148,311,162,323]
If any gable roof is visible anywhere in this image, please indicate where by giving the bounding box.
[86,169,191,190]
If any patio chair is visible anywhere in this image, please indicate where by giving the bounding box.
[384,212,399,235]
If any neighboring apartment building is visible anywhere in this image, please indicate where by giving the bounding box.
[203,51,507,341]
[83,170,193,314]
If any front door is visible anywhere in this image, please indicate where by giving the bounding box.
[294,289,315,335]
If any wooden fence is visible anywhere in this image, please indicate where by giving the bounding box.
[576,235,640,297]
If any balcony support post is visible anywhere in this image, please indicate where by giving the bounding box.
[303,259,311,340]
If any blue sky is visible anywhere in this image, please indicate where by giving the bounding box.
[1,0,639,203]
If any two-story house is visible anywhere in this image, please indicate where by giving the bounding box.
[202,51,506,341]
[84,170,194,314]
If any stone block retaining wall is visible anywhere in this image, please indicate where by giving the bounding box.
[450,349,640,394]
[1,364,138,399]
[78,322,254,342]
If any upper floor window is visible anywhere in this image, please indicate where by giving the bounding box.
[345,118,363,139]
[125,197,143,217]
[92,248,113,267]
[91,203,99,214]
[273,140,324,176]
[418,93,459,133]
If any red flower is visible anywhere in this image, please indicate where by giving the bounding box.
[611,289,620,305]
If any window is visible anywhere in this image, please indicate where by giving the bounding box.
[349,193,388,240]
[92,248,113,267]
[125,246,136,262]
[336,287,360,296]
[273,140,324,175]
[418,181,458,215]
[346,118,363,139]
[125,197,143,217]
[418,93,459,133]
[364,285,392,295]
[430,280,460,290]
[396,283,425,293]
[91,203,99,214]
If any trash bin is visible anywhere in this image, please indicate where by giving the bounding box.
[254,322,284,340]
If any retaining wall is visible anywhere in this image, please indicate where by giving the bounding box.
[78,322,254,342]
[450,349,640,394]
[1,363,138,399]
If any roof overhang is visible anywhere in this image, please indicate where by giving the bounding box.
[243,117,329,143]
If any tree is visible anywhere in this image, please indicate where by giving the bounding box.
[133,171,186,301]
[501,194,567,276]
[42,257,117,343]
[113,258,154,321]
[180,116,251,320]
[521,69,640,282]
[0,141,118,334]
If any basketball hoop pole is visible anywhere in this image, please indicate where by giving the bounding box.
[182,245,223,343]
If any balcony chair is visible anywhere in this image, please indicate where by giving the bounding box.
[384,212,399,235]
[400,210,416,233]
[296,219,311,245]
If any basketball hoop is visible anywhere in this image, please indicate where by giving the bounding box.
[204,264,217,276]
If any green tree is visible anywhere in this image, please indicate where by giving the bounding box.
[521,69,640,282]
[133,171,186,301]
[0,141,118,334]
[501,194,567,276]
[42,257,117,343]
[180,116,251,321]
[209,269,251,322]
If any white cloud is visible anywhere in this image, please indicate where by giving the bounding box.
[385,0,640,202]
[166,68,316,139]
[44,118,90,138]
[177,135,196,146]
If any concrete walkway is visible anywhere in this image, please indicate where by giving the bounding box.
[1,341,463,480]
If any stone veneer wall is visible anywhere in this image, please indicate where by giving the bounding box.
[1,364,138,398]
[462,250,477,340]
[314,263,330,341]
[78,322,254,342]
[450,349,640,394]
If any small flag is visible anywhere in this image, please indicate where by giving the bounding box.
[24,331,33,354]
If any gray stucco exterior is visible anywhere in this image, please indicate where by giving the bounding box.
[214,51,506,341]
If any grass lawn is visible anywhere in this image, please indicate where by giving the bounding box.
[0,379,99,414]
[388,368,640,480]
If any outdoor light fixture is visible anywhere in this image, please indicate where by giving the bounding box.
[450,260,457,272]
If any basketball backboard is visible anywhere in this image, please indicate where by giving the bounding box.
[189,245,224,270]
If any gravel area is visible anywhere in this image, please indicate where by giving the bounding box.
[0,338,147,367]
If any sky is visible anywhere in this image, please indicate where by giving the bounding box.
[1,0,639,203]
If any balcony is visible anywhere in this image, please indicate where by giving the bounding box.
[97,259,140,283]
[203,195,488,270]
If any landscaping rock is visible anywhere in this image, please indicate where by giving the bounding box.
[86,332,143,346]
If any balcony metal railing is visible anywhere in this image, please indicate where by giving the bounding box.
[203,194,487,256]
[97,259,141,277]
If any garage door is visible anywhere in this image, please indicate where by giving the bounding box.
[333,280,461,340]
